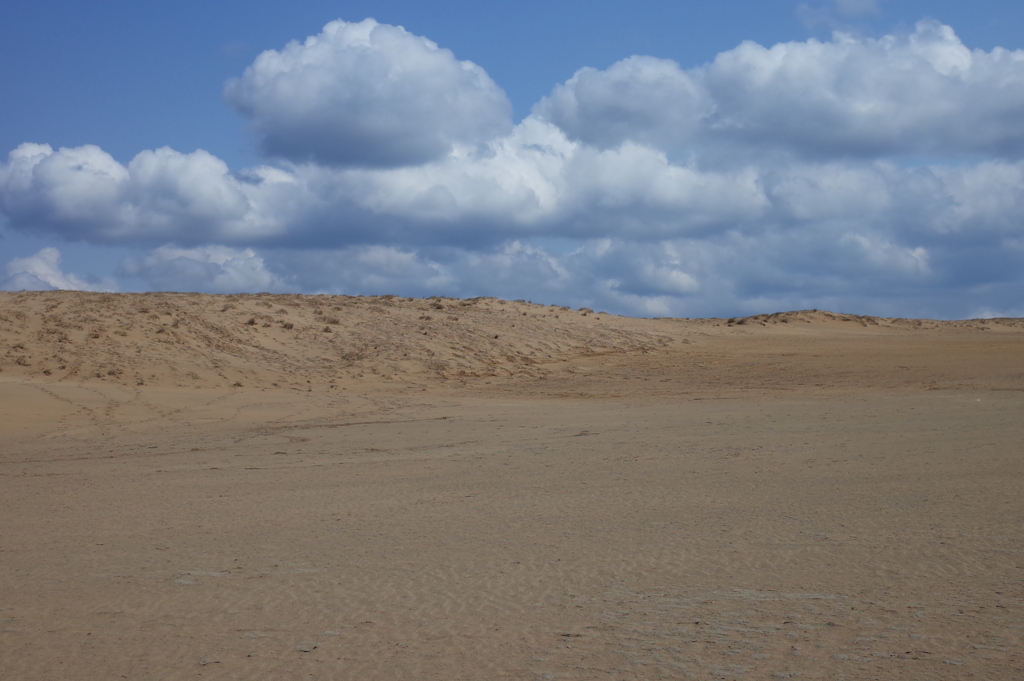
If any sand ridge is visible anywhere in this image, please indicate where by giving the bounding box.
[0,291,677,390]
[1,291,1022,679]
[3,291,1021,394]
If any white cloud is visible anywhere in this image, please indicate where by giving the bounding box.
[537,21,1024,160]
[0,143,128,234]
[121,245,292,293]
[702,21,1024,158]
[2,247,113,291]
[534,56,709,152]
[224,18,512,167]
[0,143,298,243]
[840,233,930,276]
[2,19,1024,318]
[6,22,1024,248]
[258,119,772,242]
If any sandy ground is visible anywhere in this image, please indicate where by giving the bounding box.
[1,291,1022,680]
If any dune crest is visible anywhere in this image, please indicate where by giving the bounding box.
[0,292,675,389]
[2,291,1021,392]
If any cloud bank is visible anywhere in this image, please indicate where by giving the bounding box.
[2,19,1023,318]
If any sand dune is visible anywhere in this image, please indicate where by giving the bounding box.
[0,291,675,389]
[2,291,1022,679]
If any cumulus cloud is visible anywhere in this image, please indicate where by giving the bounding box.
[321,119,772,241]
[120,245,292,293]
[2,247,113,292]
[2,19,1024,318]
[0,143,302,244]
[537,21,1024,160]
[224,18,512,167]
[0,123,775,246]
[534,56,709,152]
[701,21,1024,159]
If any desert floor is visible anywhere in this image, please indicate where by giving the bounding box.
[2,291,1022,680]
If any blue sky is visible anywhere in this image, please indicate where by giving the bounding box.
[2,0,1024,317]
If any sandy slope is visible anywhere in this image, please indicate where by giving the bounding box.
[1,291,1022,680]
